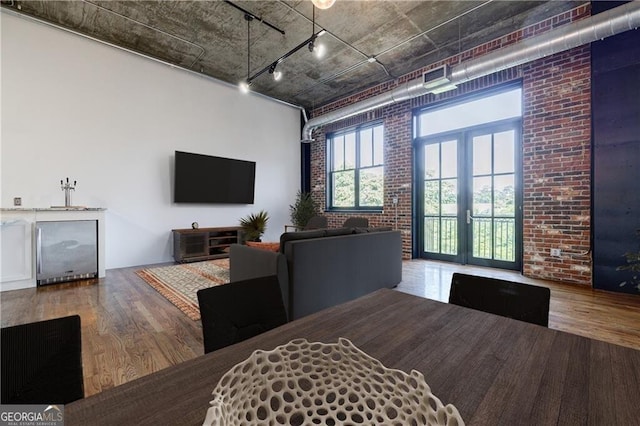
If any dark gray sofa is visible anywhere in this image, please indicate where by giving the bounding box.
[229,228,402,320]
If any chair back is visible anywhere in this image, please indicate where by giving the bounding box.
[197,275,288,353]
[304,216,328,230]
[449,273,550,327]
[1,315,84,404]
[342,217,369,228]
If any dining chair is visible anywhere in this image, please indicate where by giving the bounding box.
[449,273,551,327]
[284,215,328,232]
[342,217,369,228]
[1,315,84,404]
[197,275,288,354]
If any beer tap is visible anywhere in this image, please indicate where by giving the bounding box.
[61,177,77,207]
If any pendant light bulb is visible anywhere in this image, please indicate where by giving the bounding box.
[311,0,336,10]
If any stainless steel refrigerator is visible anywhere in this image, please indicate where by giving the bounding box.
[36,220,98,286]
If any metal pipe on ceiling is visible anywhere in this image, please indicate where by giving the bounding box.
[301,1,640,142]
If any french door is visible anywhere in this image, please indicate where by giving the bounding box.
[417,120,522,270]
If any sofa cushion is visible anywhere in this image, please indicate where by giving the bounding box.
[279,229,327,253]
[324,227,354,237]
[353,226,393,233]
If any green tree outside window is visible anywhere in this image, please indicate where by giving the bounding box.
[328,124,384,209]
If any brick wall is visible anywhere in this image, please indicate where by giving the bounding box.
[309,5,592,285]
[522,46,592,283]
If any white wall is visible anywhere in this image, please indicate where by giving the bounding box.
[1,12,301,269]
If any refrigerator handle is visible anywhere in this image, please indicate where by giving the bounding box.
[36,226,42,274]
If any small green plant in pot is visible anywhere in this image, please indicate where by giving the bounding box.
[289,191,319,229]
[617,228,640,292]
[240,210,269,242]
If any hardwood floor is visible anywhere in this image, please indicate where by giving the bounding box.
[0,265,203,396]
[396,260,640,351]
[1,259,639,397]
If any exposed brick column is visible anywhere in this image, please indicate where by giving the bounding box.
[522,45,592,285]
[382,103,413,258]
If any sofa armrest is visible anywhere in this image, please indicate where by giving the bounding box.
[229,244,289,315]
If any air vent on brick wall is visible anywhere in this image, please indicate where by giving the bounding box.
[422,65,457,94]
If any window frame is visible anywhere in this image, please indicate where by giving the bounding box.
[412,82,523,269]
[326,122,385,211]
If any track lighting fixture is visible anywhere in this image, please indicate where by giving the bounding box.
[238,3,329,89]
[224,1,285,35]
[307,5,326,58]
[239,14,253,94]
[246,27,326,85]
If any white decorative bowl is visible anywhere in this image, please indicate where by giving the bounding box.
[203,338,464,426]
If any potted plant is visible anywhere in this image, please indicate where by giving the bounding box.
[240,210,269,242]
[617,228,640,291]
[289,191,319,229]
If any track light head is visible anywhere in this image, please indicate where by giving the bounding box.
[314,43,326,58]
[239,80,251,94]
[308,39,315,52]
[269,63,283,81]
[269,62,282,81]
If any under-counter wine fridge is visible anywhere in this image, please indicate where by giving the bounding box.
[36,220,98,286]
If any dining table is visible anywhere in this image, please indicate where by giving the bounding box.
[66,288,640,425]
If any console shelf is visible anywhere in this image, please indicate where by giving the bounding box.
[172,226,243,263]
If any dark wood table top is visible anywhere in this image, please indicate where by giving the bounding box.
[66,289,640,425]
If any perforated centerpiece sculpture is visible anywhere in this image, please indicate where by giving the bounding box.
[202,338,464,426]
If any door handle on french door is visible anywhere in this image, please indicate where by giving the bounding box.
[466,210,474,224]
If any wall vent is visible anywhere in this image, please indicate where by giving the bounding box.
[422,65,452,89]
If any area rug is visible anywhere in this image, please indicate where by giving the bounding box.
[136,259,230,321]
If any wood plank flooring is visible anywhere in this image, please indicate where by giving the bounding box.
[1,259,639,397]
[396,260,640,350]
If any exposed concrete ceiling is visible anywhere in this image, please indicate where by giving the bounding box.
[3,1,585,110]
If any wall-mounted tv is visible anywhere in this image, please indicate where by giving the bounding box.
[174,151,256,204]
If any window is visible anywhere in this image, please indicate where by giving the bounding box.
[415,85,522,270]
[417,87,522,137]
[328,123,384,210]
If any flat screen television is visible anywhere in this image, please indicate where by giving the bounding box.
[174,151,256,204]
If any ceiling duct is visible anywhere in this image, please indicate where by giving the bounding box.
[301,2,640,142]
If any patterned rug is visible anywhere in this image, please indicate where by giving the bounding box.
[136,259,230,321]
